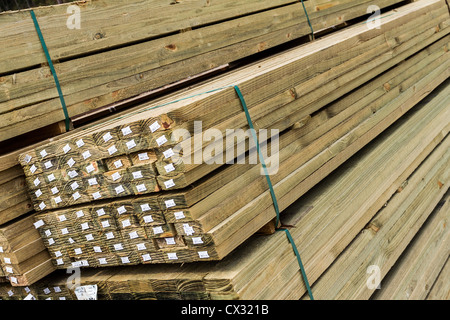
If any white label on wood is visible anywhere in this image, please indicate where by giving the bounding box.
[143,215,153,223]
[43,288,51,295]
[122,219,131,228]
[101,220,110,228]
[73,192,81,200]
[92,191,101,199]
[192,237,203,245]
[74,285,97,301]
[24,154,32,163]
[63,144,71,154]
[98,258,107,265]
[165,237,176,245]
[45,229,52,237]
[76,139,85,148]
[35,189,43,198]
[174,211,185,220]
[156,135,168,146]
[68,238,75,244]
[114,243,124,251]
[163,148,175,158]
[71,181,79,190]
[68,170,78,178]
[112,172,121,181]
[96,208,106,216]
[0,247,3,253]
[4,257,11,264]
[88,177,98,185]
[82,150,91,160]
[54,287,61,293]
[153,226,163,234]
[5,267,13,273]
[76,210,85,218]
[48,173,56,182]
[25,287,31,293]
[126,139,136,150]
[142,253,151,261]
[140,203,151,212]
[8,290,14,297]
[33,177,41,186]
[138,152,149,161]
[81,222,89,230]
[121,257,130,264]
[34,219,45,228]
[164,179,175,189]
[106,232,115,240]
[129,231,139,239]
[121,126,132,136]
[44,160,53,169]
[67,158,76,168]
[103,132,113,142]
[136,183,147,192]
[149,121,160,133]
[55,251,62,258]
[165,199,176,208]
[86,164,95,173]
[61,228,69,235]
[54,196,62,204]
[30,164,37,174]
[115,185,125,194]
[58,214,67,222]
[117,206,127,214]
[167,253,178,260]
[39,202,46,210]
[114,160,123,168]
[183,224,194,236]
[74,248,82,255]
[10,276,17,284]
[85,234,94,241]
[93,246,102,253]
[51,186,59,195]
[164,163,175,173]
[198,251,209,259]
[132,171,143,179]
[108,145,118,155]
[40,149,48,158]
[137,243,146,251]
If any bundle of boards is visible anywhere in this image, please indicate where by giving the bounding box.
[25,0,450,272]
[3,78,448,300]
[0,0,410,142]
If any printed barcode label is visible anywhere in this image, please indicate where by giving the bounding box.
[82,150,91,160]
[81,222,89,230]
[164,163,175,173]
[115,185,125,194]
[101,220,110,228]
[6,267,13,273]
[98,258,107,265]
[165,199,176,208]
[48,173,56,181]
[30,165,37,174]
[198,251,210,259]
[153,226,163,234]
[103,132,113,142]
[76,139,85,148]
[138,152,149,161]
[121,126,132,136]
[86,164,95,173]
[10,277,18,284]
[165,237,176,245]
[54,287,62,293]
[44,160,53,169]
[108,145,118,155]
[68,238,75,244]
[143,215,153,223]
[43,288,51,295]
[24,154,32,163]
[63,144,71,154]
[54,196,62,204]
[164,179,175,189]
[39,202,46,210]
[96,208,105,216]
[76,210,85,218]
[132,171,143,179]
[136,183,147,192]
[55,251,62,258]
[33,177,41,186]
[85,234,94,241]
[114,160,123,168]
[71,181,79,190]
[58,215,67,222]
[142,254,151,261]
[73,192,81,200]
[156,135,168,146]
[163,148,175,158]
[114,243,124,251]
[92,191,101,199]
[4,257,11,264]
[106,232,114,240]
[34,219,44,228]
[174,211,185,220]
[45,229,52,237]
[88,177,98,185]
[126,139,136,150]
[167,253,178,260]
[35,189,43,198]
[67,158,76,168]
[183,223,194,236]
[93,246,102,253]
[140,203,151,212]
[137,243,146,251]
[51,186,59,195]
[129,231,139,239]
[40,150,48,158]
[61,228,69,235]
[74,248,82,255]
[192,237,203,244]
[117,205,127,214]
[121,257,130,264]
[122,219,131,227]
[149,121,160,133]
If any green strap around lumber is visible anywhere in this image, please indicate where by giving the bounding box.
[30,10,71,132]
[298,0,315,40]
[233,85,314,300]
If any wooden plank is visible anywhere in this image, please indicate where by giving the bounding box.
[426,257,450,300]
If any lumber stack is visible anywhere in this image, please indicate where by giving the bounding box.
[6,77,448,300]
[27,0,450,271]
[0,0,409,142]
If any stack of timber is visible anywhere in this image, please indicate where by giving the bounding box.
[0,0,410,143]
[7,78,449,300]
[28,0,450,270]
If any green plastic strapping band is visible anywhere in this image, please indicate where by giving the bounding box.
[298,0,315,39]
[30,10,71,132]
[233,85,314,300]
